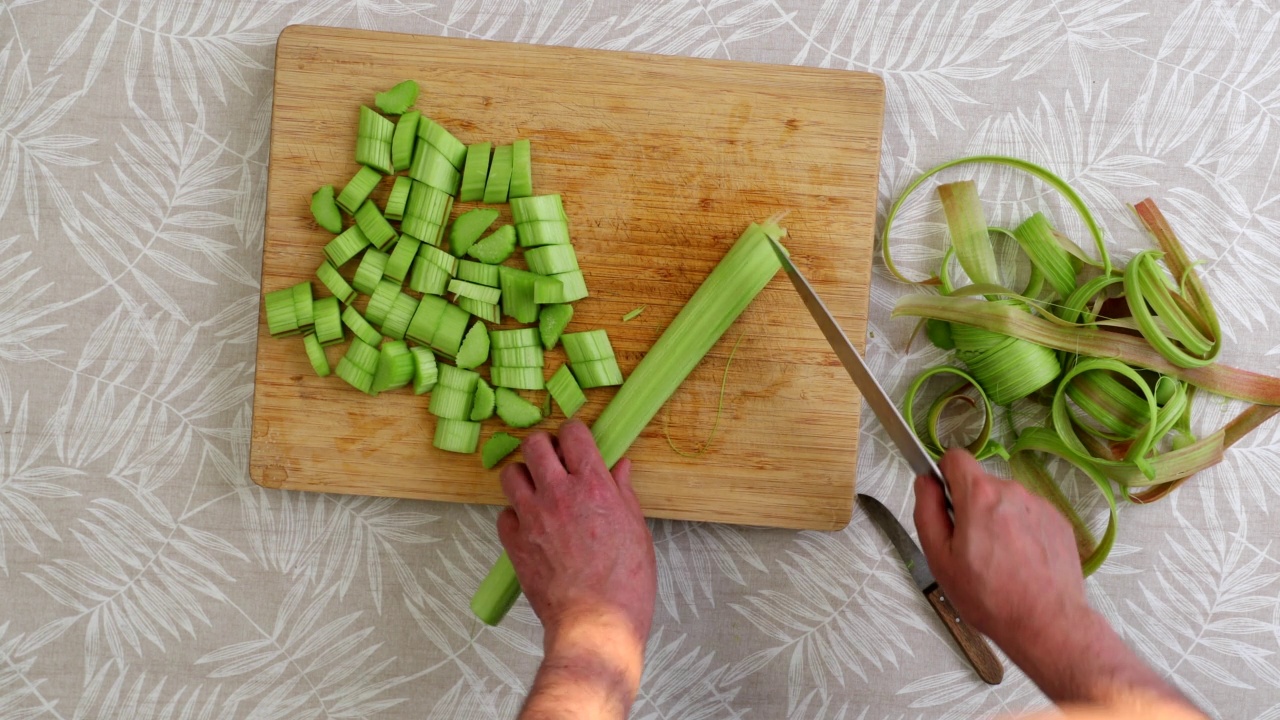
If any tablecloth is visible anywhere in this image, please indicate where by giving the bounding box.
[6,1,1280,717]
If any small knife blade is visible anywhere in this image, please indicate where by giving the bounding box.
[859,493,1003,685]
[766,238,952,506]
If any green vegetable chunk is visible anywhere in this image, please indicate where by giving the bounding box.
[482,432,521,469]
[411,346,437,395]
[375,80,419,115]
[264,287,299,337]
[324,224,370,267]
[391,111,421,172]
[456,322,490,370]
[434,418,480,453]
[457,260,500,287]
[342,306,382,346]
[460,142,492,202]
[303,333,331,377]
[384,235,421,283]
[546,364,585,417]
[384,176,412,220]
[316,261,356,305]
[498,266,540,324]
[470,552,521,624]
[471,378,496,421]
[457,297,501,323]
[496,387,542,428]
[449,279,502,305]
[417,118,467,170]
[336,166,383,215]
[310,185,343,233]
[352,249,389,296]
[490,367,545,390]
[312,296,343,345]
[534,270,588,304]
[449,208,500,257]
[539,304,573,350]
[371,340,414,393]
[467,225,517,264]
[509,139,532,198]
[354,200,398,250]
[483,145,513,204]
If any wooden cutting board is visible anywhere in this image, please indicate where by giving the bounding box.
[251,24,884,531]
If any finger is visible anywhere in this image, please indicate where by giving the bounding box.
[559,419,610,479]
[496,508,521,552]
[612,458,641,509]
[499,463,536,511]
[521,431,566,488]
[913,473,954,570]
[937,447,989,510]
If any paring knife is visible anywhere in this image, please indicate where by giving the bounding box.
[858,493,1003,684]
[766,238,1001,684]
[765,237,953,508]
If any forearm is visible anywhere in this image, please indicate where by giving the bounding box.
[1002,607,1199,714]
[520,608,646,720]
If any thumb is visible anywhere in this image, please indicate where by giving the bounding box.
[913,474,954,573]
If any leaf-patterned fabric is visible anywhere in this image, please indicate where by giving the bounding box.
[5,1,1280,718]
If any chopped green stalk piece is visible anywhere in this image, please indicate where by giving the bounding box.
[467,225,517,264]
[498,266,541,324]
[342,306,382,346]
[510,194,566,224]
[534,270,588,304]
[457,296,501,323]
[336,166,383,214]
[483,145,513,204]
[385,176,412,220]
[385,235,421,283]
[543,393,552,417]
[456,322,490,369]
[402,181,453,242]
[516,220,571,248]
[490,328,541,349]
[449,279,502,305]
[562,330,615,362]
[353,249,390,295]
[408,257,452,295]
[432,304,471,357]
[546,364,586,417]
[572,357,625,388]
[376,80,419,115]
[539,304,573,350]
[265,287,300,337]
[471,378,496,421]
[525,244,579,275]
[449,208,500,257]
[316,261,357,305]
[291,282,314,327]
[391,111,421,172]
[460,142,492,202]
[303,333,331,377]
[411,346,438,395]
[496,387,543,428]
[509,138,532,198]
[482,432,521,469]
[430,386,475,419]
[312,297,343,345]
[490,367,545,390]
[371,340,414,393]
[406,295,448,346]
[355,137,393,175]
[623,306,645,322]
[355,200,397,250]
[358,105,395,141]
[457,260,500,287]
[438,363,481,391]
[336,357,374,394]
[310,185,343,233]
[409,143,461,195]
[381,292,419,340]
[491,346,545,367]
[417,118,468,170]
[419,243,459,274]
[344,337,381,376]
[434,418,481,453]
[324,224,371,267]
[365,279,402,327]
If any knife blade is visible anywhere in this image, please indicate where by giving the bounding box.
[766,237,952,506]
[858,493,1003,685]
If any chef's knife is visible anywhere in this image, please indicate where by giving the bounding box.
[766,237,952,508]
[859,493,1003,684]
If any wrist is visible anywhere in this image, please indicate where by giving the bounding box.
[522,605,646,720]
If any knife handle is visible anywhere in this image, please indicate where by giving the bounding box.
[923,583,1004,685]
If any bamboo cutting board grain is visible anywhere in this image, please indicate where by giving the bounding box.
[251,25,884,530]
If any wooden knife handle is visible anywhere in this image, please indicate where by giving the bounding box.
[924,583,1004,685]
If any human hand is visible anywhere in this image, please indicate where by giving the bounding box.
[914,449,1196,712]
[912,448,1089,658]
[497,418,656,648]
